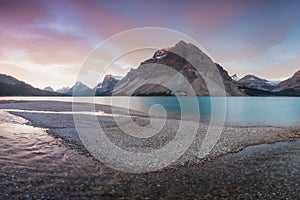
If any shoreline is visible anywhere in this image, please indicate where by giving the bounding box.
[2,100,300,198]
[1,100,300,166]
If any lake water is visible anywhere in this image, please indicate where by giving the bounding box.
[0,96,299,126]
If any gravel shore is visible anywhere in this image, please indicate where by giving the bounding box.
[1,100,300,164]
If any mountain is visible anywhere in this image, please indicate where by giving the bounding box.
[56,86,70,94]
[113,41,245,96]
[43,86,54,92]
[276,70,300,91]
[64,81,93,96]
[273,70,300,96]
[238,75,278,91]
[95,74,121,96]
[0,73,60,96]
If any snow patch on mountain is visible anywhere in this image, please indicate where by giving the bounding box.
[231,74,240,81]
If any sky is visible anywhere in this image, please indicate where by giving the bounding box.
[0,0,299,89]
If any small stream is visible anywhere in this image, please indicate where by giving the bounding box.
[0,111,109,199]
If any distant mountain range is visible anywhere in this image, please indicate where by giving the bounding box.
[233,70,300,96]
[50,75,121,96]
[56,86,70,94]
[237,75,279,91]
[0,41,299,96]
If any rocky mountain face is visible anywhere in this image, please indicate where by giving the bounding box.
[114,41,245,96]
[238,75,278,91]
[95,74,121,95]
[276,70,300,91]
[0,73,60,96]
[273,70,300,96]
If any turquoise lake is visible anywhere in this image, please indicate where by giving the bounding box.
[1,97,299,126]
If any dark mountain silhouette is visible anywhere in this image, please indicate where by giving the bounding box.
[0,73,61,96]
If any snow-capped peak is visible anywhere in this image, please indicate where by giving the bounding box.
[111,75,123,80]
[56,86,70,94]
[231,74,240,81]
[154,49,168,59]
[266,80,280,85]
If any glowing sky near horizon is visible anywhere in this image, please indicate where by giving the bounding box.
[0,0,299,89]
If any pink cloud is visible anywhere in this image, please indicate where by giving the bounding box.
[51,0,136,37]
[184,1,254,40]
[0,0,50,28]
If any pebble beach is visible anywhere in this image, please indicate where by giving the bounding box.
[1,100,300,199]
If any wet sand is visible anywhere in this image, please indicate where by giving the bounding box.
[1,100,300,199]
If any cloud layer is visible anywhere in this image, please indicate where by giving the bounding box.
[0,0,299,88]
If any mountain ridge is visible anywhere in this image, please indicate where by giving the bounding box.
[1,41,299,96]
[236,70,300,96]
[0,73,61,96]
[238,74,278,91]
